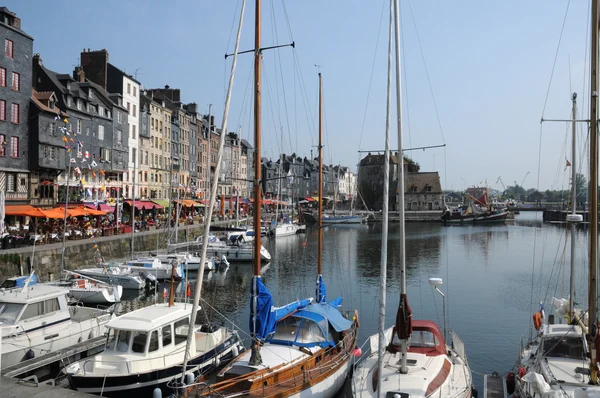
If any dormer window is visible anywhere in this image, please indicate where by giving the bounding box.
[410,186,418,193]
[426,185,432,192]
[77,99,82,111]
[89,90,93,99]
[66,82,71,90]
[48,100,55,110]
[98,106,104,117]
[66,96,72,107]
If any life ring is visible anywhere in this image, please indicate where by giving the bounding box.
[533,311,543,330]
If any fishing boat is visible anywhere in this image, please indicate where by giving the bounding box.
[149,252,217,272]
[271,219,299,237]
[66,302,243,397]
[513,6,600,391]
[0,274,114,370]
[183,20,359,393]
[353,1,473,396]
[441,187,508,225]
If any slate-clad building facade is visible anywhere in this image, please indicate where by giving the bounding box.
[0,8,33,203]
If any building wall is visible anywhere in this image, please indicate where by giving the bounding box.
[0,13,33,203]
[122,75,139,198]
[405,192,443,211]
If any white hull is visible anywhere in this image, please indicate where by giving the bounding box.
[77,269,144,290]
[184,258,216,271]
[274,224,299,237]
[206,243,271,262]
[69,285,121,304]
[322,215,365,224]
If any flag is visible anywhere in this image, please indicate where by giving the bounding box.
[91,160,98,167]
[54,115,60,121]
[84,151,90,159]
[62,136,68,143]
[69,137,75,143]
[74,167,81,174]
[565,158,571,171]
[92,171,96,177]
[100,169,105,176]
[287,169,293,184]
[63,118,68,123]
[70,158,76,163]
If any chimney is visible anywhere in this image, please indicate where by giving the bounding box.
[33,53,42,65]
[80,49,109,89]
[73,66,85,83]
[210,115,215,128]
[165,85,170,89]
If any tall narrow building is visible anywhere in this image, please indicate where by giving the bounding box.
[0,8,33,204]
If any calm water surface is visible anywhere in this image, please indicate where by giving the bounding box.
[123,211,590,393]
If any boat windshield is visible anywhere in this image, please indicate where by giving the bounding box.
[392,329,439,348]
[543,336,585,360]
[106,329,133,352]
[0,303,23,324]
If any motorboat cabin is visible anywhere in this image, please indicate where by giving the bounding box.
[67,302,242,397]
[0,284,113,370]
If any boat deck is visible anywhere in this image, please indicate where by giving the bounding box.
[484,373,507,398]
[1,375,95,397]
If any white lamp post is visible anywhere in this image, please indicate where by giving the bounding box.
[428,277,447,343]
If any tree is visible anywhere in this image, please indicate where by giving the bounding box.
[575,173,587,201]
[403,156,420,172]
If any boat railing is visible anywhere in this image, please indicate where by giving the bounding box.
[81,345,188,375]
[451,329,467,363]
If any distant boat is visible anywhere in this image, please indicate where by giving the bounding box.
[441,188,509,225]
[76,265,145,290]
[322,214,366,224]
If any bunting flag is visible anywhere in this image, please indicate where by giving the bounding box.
[92,171,97,177]
[65,131,70,136]
[70,158,76,163]
[69,137,75,143]
[63,118,68,123]
[100,169,105,176]
[565,158,571,171]
[62,136,68,143]
[74,167,81,174]
[91,160,98,167]
[54,115,60,121]
[84,151,90,159]
[81,178,86,186]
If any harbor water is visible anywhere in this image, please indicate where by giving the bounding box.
[121,211,588,393]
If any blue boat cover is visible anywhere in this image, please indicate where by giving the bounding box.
[250,276,312,341]
[299,302,353,332]
[316,274,326,303]
[13,274,37,287]
[328,296,343,308]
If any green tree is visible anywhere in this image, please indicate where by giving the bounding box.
[403,156,420,172]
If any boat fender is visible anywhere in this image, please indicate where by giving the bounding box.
[89,329,96,340]
[24,349,34,361]
[518,366,526,378]
[152,387,162,398]
[506,372,516,395]
[353,309,360,328]
[354,346,362,357]
[78,336,82,343]
[185,372,194,386]
[232,344,239,358]
[215,357,221,367]
[533,311,543,330]
[471,387,478,398]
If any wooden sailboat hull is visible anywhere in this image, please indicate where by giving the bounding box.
[187,323,358,398]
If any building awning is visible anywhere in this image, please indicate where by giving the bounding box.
[151,199,170,209]
[84,203,97,210]
[99,204,115,212]
[5,205,49,217]
[125,200,161,210]
[174,199,203,207]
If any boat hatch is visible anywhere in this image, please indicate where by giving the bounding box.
[541,336,586,360]
[386,393,409,398]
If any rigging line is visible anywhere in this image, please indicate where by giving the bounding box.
[358,0,387,152]
[235,61,257,135]
[268,0,284,141]
[224,1,242,104]
[581,0,591,122]
[540,0,572,118]
[263,59,284,159]
[406,0,445,144]
[269,0,294,155]
[400,9,412,149]
[291,52,317,147]
[529,122,545,319]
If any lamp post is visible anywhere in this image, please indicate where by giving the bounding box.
[429,277,446,342]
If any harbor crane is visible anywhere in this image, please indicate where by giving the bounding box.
[520,171,530,188]
[496,176,507,192]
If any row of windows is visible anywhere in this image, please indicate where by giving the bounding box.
[0,68,19,91]
[0,134,19,158]
[5,39,13,59]
[126,82,137,98]
[0,100,19,124]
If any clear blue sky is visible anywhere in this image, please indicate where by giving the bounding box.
[7,0,594,192]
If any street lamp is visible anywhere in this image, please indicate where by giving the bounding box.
[428,277,447,343]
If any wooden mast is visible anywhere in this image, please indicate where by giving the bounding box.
[250,0,263,365]
[589,0,599,384]
[318,72,323,277]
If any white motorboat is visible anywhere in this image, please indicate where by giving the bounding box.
[150,252,217,272]
[226,229,255,243]
[66,302,243,397]
[126,258,184,281]
[272,222,298,237]
[66,278,123,305]
[77,265,145,290]
[322,214,366,224]
[0,281,114,370]
[168,235,271,263]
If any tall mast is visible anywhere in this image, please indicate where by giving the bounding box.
[393,0,408,374]
[317,73,323,277]
[131,156,136,259]
[249,0,263,365]
[589,0,599,384]
[377,0,394,392]
[207,104,212,210]
[568,93,579,319]
[276,127,282,225]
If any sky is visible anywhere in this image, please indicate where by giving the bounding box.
[7,0,596,192]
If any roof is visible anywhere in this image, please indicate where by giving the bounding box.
[107,62,141,85]
[107,302,193,332]
[359,153,403,166]
[31,89,68,117]
[0,284,68,304]
[405,172,442,194]
[240,139,253,149]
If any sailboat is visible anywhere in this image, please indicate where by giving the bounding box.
[183,3,359,395]
[322,165,365,225]
[353,0,473,397]
[513,2,600,390]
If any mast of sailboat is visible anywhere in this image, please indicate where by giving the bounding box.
[377,0,394,391]
[61,116,71,273]
[249,0,263,366]
[568,93,579,319]
[206,104,212,214]
[180,0,245,381]
[276,127,283,226]
[589,0,599,384]
[317,73,324,282]
[131,156,136,260]
[393,0,409,374]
